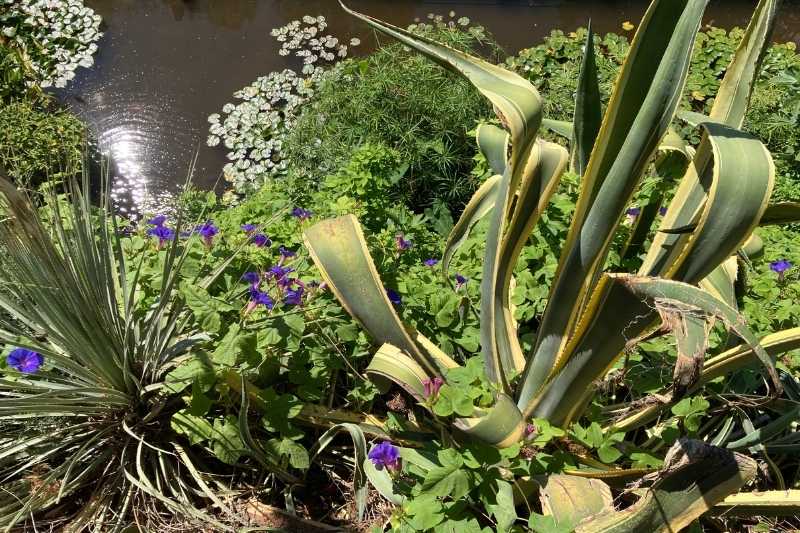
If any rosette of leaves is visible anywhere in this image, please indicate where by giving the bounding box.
[305,0,800,528]
[0,170,296,530]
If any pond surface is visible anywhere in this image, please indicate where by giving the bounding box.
[55,0,800,215]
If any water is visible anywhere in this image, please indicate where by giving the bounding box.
[55,0,800,215]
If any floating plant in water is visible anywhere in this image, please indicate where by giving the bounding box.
[206,15,358,195]
[0,0,102,88]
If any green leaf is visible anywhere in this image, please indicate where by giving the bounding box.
[520,0,709,411]
[422,451,470,499]
[405,494,445,531]
[211,415,244,465]
[164,351,215,394]
[171,409,213,446]
[571,21,602,176]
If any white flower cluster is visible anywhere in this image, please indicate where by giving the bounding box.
[408,11,485,40]
[0,0,102,88]
[208,16,356,194]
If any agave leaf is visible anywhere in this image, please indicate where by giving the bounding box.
[341,2,546,391]
[453,393,526,448]
[518,0,708,409]
[699,256,738,310]
[660,123,774,283]
[668,309,713,400]
[529,121,775,423]
[609,327,800,433]
[494,141,568,377]
[577,439,756,532]
[642,0,779,277]
[339,1,542,168]
[303,215,443,376]
[530,274,781,424]
[539,474,613,530]
[622,129,692,260]
[541,118,573,139]
[611,276,781,391]
[571,22,602,176]
[714,490,800,516]
[366,344,430,400]
[759,202,800,225]
[476,123,510,176]
[441,174,501,277]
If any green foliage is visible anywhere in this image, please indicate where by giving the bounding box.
[282,18,497,213]
[508,26,800,201]
[0,99,86,186]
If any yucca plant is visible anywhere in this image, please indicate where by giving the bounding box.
[304,0,800,528]
[0,169,269,531]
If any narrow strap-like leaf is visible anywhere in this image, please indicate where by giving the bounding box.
[494,141,568,377]
[518,0,708,409]
[476,123,510,176]
[572,22,602,176]
[303,215,439,376]
[441,174,501,277]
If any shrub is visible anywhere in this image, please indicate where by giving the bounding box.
[0,99,85,186]
[282,16,497,213]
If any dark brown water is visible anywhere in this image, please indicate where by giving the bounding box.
[55,0,800,214]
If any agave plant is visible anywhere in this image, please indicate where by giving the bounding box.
[304,0,800,527]
[0,170,267,530]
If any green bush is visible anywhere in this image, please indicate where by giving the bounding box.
[281,17,498,213]
[0,99,85,186]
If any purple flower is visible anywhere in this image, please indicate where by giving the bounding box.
[395,234,413,251]
[252,234,272,247]
[368,441,401,472]
[422,377,443,398]
[291,207,313,221]
[241,223,257,234]
[279,246,296,265]
[386,288,402,306]
[284,286,305,306]
[770,259,792,274]
[267,265,294,280]
[196,221,219,248]
[659,206,668,216]
[6,348,43,373]
[424,258,439,267]
[242,271,261,287]
[454,273,468,290]
[147,225,175,249]
[770,259,792,281]
[524,423,537,440]
[625,207,641,219]
[148,214,167,227]
[245,287,274,314]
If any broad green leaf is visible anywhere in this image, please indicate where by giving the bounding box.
[211,415,244,465]
[171,409,213,446]
[571,22,602,176]
[422,453,470,499]
[163,351,215,394]
[519,0,708,410]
